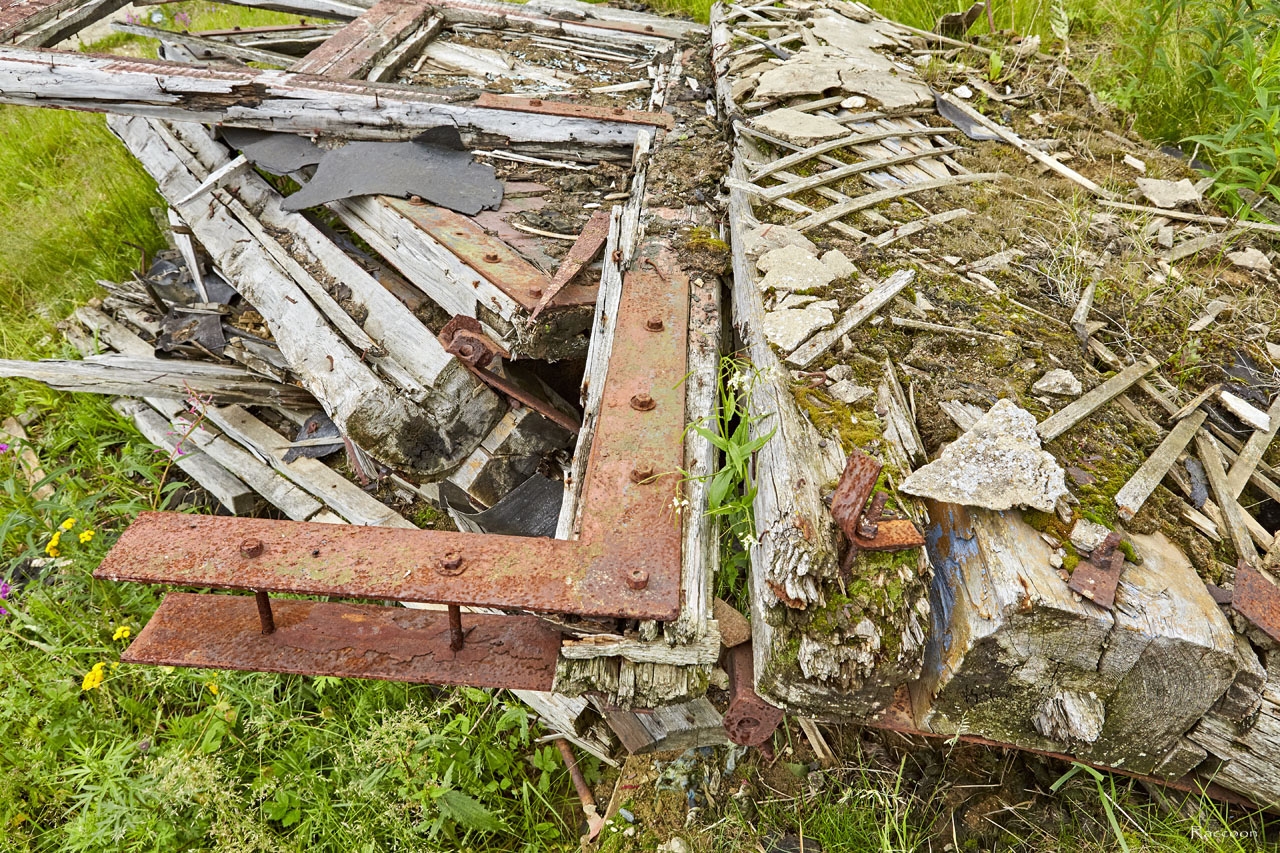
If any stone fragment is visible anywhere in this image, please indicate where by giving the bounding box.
[829,380,872,404]
[841,95,868,109]
[1229,247,1272,274]
[822,249,857,279]
[751,108,849,145]
[953,84,973,99]
[762,300,838,350]
[757,244,837,292]
[825,363,853,383]
[840,67,932,109]
[899,398,1069,512]
[811,10,896,53]
[1123,154,1146,173]
[743,223,817,259]
[1136,178,1202,208]
[713,598,751,648]
[1069,518,1111,553]
[752,47,848,100]
[1033,368,1082,396]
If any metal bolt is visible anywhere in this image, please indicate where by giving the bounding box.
[612,107,625,115]
[437,551,465,575]
[255,591,276,635]
[630,393,655,411]
[530,98,543,106]
[645,317,664,332]
[630,464,655,484]
[530,287,543,298]
[626,568,649,590]
[240,538,264,558]
[408,194,426,206]
[483,253,500,263]
[448,604,464,651]
[455,341,477,359]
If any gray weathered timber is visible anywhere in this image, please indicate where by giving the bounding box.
[601,697,729,754]
[111,115,503,478]
[291,0,437,78]
[787,269,915,368]
[1196,430,1258,566]
[112,23,292,66]
[1114,410,1206,522]
[0,47,646,154]
[14,0,130,46]
[1225,393,1280,498]
[1036,358,1158,442]
[0,354,314,408]
[913,504,1240,777]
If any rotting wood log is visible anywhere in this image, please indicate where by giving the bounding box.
[110,115,505,478]
[912,503,1241,778]
[0,47,648,156]
[0,354,315,408]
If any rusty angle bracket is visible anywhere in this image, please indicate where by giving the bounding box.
[830,448,926,556]
[94,240,691,686]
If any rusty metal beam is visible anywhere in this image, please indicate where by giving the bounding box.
[123,593,560,690]
[472,93,676,131]
[1232,562,1280,644]
[95,240,689,622]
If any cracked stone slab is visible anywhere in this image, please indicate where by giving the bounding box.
[822,249,857,279]
[1033,368,1082,396]
[1069,518,1111,553]
[757,243,837,292]
[829,380,873,404]
[753,46,851,100]
[751,108,849,145]
[763,299,838,350]
[899,398,1069,511]
[840,68,932,108]
[743,223,818,259]
[1136,178,1202,208]
[1229,247,1272,274]
[810,10,897,53]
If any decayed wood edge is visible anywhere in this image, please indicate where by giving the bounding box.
[1225,394,1280,499]
[0,355,316,408]
[142,0,369,21]
[0,46,645,154]
[111,115,504,477]
[110,398,259,515]
[433,0,691,47]
[365,14,441,82]
[870,207,970,247]
[787,269,915,368]
[600,696,729,754]
[290,0,435,77]
[1114,410,1206,523]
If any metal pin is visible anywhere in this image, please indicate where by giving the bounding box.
[254,591,275,635]
[448,604,464,651]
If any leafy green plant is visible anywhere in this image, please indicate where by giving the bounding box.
[1051,762,1135,852]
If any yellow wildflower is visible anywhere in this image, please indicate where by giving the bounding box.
[79,529,95,544]
[81,662,106,691]
[60,518,75,531]
[111,662,120,671]
[45,530,61,558]
[112,626,131,641]
[206,682,220,695]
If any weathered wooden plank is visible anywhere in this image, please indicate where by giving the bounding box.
[787,172,1003,233]
[746,145,963,202]
[0,48,649,152]
[139,0,369,21]
[1114,410,1206,523]
[1100,200,1280,236]
[291,0,435,78]
[0,416,53,499]
[112,22,291,66]
[869,208,970,247]
[0,354,315,408]
[749,126,955,182]
[13,0,130,46]
[602,697,729,754]
[787,269,915,368]
[1036,358,1158,442]
[1196,430,1258,566]
[1226,394,1280,498]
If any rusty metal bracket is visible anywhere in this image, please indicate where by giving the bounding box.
[1068,530,1125,610]
[830,449,926,556]
[1232,561,1280,644]
[723,642,784,752]
[472,92,675,131]
[530,208,611,322]
[438,316,581,433]
[95,240,690,625]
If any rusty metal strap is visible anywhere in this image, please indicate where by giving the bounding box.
[473,92,675,130]
[95,240,690,621]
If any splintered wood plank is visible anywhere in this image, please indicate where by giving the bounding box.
[1036,358,1158,442]
[1115,410,1206,523]
[870,207,970,247]
[749,125,956,182]
[787,269,915,368]
[531,208,611,320]
[15,0,129,46]
[291,0,437,78]
[1197,430,1259,565]
[0,417,53,499]
[789,172,1003,233]
[1226,395,1280,498]
[112,22,291,66]
[748,144,963,202]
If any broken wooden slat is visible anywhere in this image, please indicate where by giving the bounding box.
[1196,431,1259,566]
[889,315,1006,341]
[1114,409,1206,523]
[365,15,441,81]
[1225,394,1280,498]
[111,398,258,515]
[1219,390,1271,432]
[869,208,970,247]
[1036,358,1158,442]
[0,48,649,154]
[1100,200,1280,236]
[14,0,130,46]
[787,269,915,368]
[601,697,729,754]
[1170,382,1222,421]
[531,208,611,321]
[291,0,436,78]
[748,126,957,182]
[0,354,315,408]
[788,172,1003,234]
[472,92,675,131]
[747,144,964,203]
[112,22,291,66]
[0,416,54,500]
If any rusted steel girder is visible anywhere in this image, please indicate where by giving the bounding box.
[472,93,676,131]
[95,241,690,622]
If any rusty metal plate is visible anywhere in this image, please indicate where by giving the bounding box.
[124,593,559,690]
[473,93,675,130]
[1232,563,1280,644]
[1069,531,1123,610]
[532,208,612,320]
[95,238,689,622]
[830,449,881,542]
[850,518,926,551]
[384,200,597,312]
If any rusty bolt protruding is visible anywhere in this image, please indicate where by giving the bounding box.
[530,98,543,106]
[448,604,464,652]
[630,392,656,411]
[240,538,264,559]
[483,252,500,263]
[626,568,649,590]
[530,287,543,298]
[645,317,664,332]
[254,591,276,635]
[630,463,656,484]
[408,194,426,206]
[437,551,465,576]
[612,107,625,115]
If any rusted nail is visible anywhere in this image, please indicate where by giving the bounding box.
[437,551,465,575]
[483,253,500,263]
[556,738,605,841]
[626,568,649,590]
[630,464,655,483]
[641,256,668,282]
[611,249,622,264]
[408,194,425,206]
[530,287,543,298]
[240,538,264,558]
[254,590,275,635]
[630,392,656,411]
[448,604,464,651]
[645,317,664,332]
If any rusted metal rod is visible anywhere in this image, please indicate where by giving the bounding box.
[555,738,595,807]
[254,590,275,635]
[448,604,464,651]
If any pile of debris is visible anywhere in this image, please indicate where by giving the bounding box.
[6,0,1280,816]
